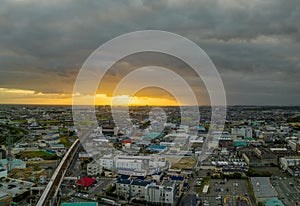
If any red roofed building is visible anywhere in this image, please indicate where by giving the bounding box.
[122,137,132,144]
[76,176,96,189]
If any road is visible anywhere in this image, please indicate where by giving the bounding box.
[271,177,300,206]
[36,139,81,206]
[180,194,198,206]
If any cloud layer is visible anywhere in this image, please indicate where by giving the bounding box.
[0,0,299,105]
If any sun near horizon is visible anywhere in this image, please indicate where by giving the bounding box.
[0,87,183,106]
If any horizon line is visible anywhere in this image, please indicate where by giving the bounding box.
[0,103,300,107]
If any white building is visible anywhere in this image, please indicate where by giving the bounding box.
[87,161,102,176]
[279,156,300,171]
[231,127,252,139]
[99,155,115,170]
[98,154,167,175]
[145,181,177,205]
[116,179,150,199]
[286,138,300,152]
[116,159,144,170]
[116,179,131,199]
[114,155,167,174]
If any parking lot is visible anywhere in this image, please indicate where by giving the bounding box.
[60,177,116,202]
[197,179,253,206]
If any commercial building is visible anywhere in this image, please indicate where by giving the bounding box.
[131,180,150,198]
[279,156,300,171]
[231,127,252,139]
[218,136,234,151]
[264,198,285,206]
[116,159,144,171]
[0,159,26,170]
[250,177,278,204]
[287,139,299,151]
[116,179,152,199]
[87,161,102,176]
[116,179,131,199]
[99,155,114,170]
[145,181,178,205]
[242,147,277,167]
[287,165,300,176]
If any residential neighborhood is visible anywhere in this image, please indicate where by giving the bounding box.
[0,105,300,205]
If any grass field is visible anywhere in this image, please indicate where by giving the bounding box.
[170,157,197,170]
[15,150,57,160]
[60,136,77,147]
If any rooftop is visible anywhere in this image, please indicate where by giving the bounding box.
[117,179,131,185]
[131,180,151,186]
[264,198,285,206]
[76,176,96,187]
[250,177,277,198]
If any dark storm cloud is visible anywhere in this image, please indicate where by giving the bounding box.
[0,0,299,104]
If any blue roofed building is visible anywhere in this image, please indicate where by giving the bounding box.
[264,198,285,206]
[116,179,132,198]
[170,176,184,181]
[146,145,167,152]
[116,179,152,199]
[131,180,152,198]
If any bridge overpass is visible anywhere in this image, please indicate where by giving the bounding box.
[36,139,80,206]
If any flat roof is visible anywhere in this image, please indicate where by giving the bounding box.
[265,198,285,206]
[0,178,34,197]
[146,145,167,150]
[250,177,277,198]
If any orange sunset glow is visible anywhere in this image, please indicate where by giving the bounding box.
[0,88,179,106]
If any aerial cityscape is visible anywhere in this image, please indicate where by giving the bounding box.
[0,1,300,206]
[0,105,300,206]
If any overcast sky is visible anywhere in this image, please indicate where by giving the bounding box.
[0,0,299,105]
